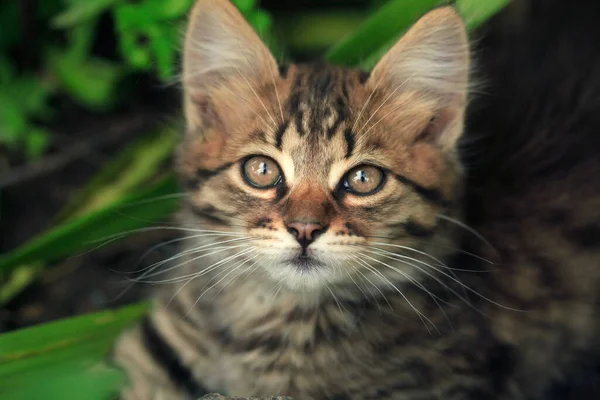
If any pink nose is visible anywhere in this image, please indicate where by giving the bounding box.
[287,222,325,249]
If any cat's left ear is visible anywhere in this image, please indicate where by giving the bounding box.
[368,7,469,151]
[182,0,279,133]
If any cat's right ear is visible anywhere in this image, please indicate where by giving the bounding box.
[368,7,469,151]
[182,0,278,133]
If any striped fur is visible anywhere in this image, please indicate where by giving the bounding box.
[113,0,600,399]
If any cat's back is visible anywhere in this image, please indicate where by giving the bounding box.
[465,0,600,191]
[462,0,600,396]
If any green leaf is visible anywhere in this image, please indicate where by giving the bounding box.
[276,11,365,53]
[25,127,51,160]
[147,23,181,80]
[47,21,124,110]
[48,49,124,110]
[0,302,149,399]
[113,0,280,79]
[457,0,512,30]
[52,0,121,29]
[150,0,195,19]
[0,264,43,305]
[0,57,54,156]
[1,126,177,302]
[113,4,178,76]
[57,125,179,221]
[325,0,441,66]
[0,175,180,274]
[326,0,511,68]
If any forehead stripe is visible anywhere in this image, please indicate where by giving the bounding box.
[344,128,355,158]
[394,174,448,206]
[326,96,347,140]
[275,120,289,149]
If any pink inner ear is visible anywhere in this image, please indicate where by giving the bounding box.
[414,106,460,146]
[414,116,438,144]
[190,93,220,131]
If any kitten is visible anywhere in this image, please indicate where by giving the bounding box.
[113,0,600,399]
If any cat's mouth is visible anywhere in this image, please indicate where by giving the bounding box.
[288,254,323,271]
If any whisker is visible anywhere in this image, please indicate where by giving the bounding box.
[120,193,188,207]
[369,242,447,267]
[269,277,286,303]
[165,247,257,306]
[361,234,496,264]
[353,255,437,334]
[266,57,284,125]
[86,226,245,245]
[367,249,524,313]
[343,264,373,304]
[366,248,471,305]
[357,253,454,329]
[437,214,498,255]
[135,237,254,280]
[370,245,472,300]
[138,241,253,281]
[232,49,277,129]
[193,252,256,295]
[357,253,454,310]
[324,285,349,324]
[210,254,264,302]
[361,101,407,137]
[188,251,259,311]
[122,234,251,275]
[351,75,380,132]
[410,239,496,265]
[349,258,391,310]
[356,73,415,135]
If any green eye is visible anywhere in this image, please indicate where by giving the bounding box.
[242,156,282,188]
[343,165,385,195]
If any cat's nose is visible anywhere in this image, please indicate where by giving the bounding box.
[286,222,325,249]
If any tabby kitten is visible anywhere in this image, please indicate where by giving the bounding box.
[113,0,600,399]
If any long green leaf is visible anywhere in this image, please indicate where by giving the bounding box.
[325,0,441,66]
[0,302,149,400]
[56,126,179,221]
[326,0,511,68]
[52,0,120,28]
[0,175,180,273]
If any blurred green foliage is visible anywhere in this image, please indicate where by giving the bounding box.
[0,0,275,159]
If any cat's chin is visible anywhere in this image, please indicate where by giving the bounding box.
[260,257,340,292]
[288,254,325,271]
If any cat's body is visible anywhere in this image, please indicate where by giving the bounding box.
[114,0,600,399]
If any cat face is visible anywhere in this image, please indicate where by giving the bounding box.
[177,0,469,293]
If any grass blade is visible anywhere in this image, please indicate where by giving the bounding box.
[325,0,441,66]
[326,0,511,68]
[0,302,149,399]
[0,175,180,273]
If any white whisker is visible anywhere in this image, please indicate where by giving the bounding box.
[351,257,393,310]
[166,247,257,306]
[367,248,524,313]
[358,253,452,310]
[356,73,415,135]
[188,251,259,312]
[136,238,254,280]
[139,242,253,281]
[437,214,498,254]
[353,255,437,334]
[125,234,251,275]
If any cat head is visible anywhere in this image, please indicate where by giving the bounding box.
[177,0,469,295]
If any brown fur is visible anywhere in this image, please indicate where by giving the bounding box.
[113,0,600,399]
